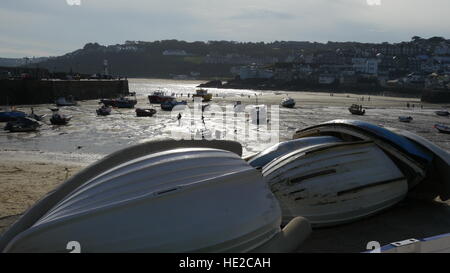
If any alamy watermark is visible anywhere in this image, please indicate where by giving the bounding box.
[168,97,280,146]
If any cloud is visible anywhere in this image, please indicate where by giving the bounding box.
[0,0,449,57]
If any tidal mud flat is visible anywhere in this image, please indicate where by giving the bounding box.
[0,79,449,252]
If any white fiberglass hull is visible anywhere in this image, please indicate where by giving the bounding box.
[262,141,408,227]
[3,147,281,253]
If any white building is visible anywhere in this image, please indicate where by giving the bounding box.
[352,58,378,75]
[237,65,274,80]
[163,50,188,56]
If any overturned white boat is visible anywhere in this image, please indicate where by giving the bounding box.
[252,120,449,227]
[262,141,408,227]
[0,139,311,253]
[247,136,342,169]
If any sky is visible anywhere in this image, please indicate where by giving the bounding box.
[0,0,449,58]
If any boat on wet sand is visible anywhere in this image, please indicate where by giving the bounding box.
[148,91,175,104]
[0,140,311,253]
[160,100,187,111]
[4,117,40,132]
[136,108,157,117]
[435,124,450,134]
[0,110,27,122]
[281,97,296,108]
[399,116,413,123]
[348,104,365,115]
[96,105,112,116]
[193,89,212,102]
[50,109,72,125]
[435,110,450,117]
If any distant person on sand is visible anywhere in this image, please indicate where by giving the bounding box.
[407,102,410,108]
[177,113,182,125]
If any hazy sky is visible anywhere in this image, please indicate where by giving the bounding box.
[1,0,449,57]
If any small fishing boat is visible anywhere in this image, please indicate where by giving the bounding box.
[348,104,365,115]
[4,117,40,132]
[0,110,27,122]
[96,105,112,116]
[262,141,408,227]
[0,140,311,253]
[55,96,77,107]
[50,109,72,125]
[160,100,187,111]
[281,97,296,108]
[435,124,450,134]
[435,110,450,117]
[136,108,157,117]
[193,89,212,102]
[100,93,137,108]
[148,91,175,104]
[398,116,413,123]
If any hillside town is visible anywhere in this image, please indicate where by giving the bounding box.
[227,37,450,92]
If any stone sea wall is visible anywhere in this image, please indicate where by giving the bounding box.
[0,79,129,105]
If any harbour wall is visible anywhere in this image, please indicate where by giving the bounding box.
[0,79,129,105]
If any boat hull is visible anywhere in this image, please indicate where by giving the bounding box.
[262,141,408,227]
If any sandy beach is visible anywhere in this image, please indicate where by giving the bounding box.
[1,79,449,252]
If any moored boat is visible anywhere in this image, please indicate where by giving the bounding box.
[348,104,365,115]
[193,89,212,102]
[160,100,187,111]
[399,116,413,123]
[0,140,311,253]
[136,108,157,117]
[96,105,112,116]
[435,110,450,117]
[0,110,27,122]
[4,117,40,132]
[148,91,175,104]
[50,109,72,125]
[281,97,296,108]
[435,124,450,134]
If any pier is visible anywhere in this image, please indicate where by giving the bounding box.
[0,79,129,106]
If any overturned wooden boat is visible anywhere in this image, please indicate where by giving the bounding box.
[148,91,175,104]
[262,141,408,227]
[0,140,311,253]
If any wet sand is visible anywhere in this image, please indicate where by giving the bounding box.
[0,79,449,252]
